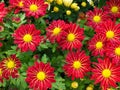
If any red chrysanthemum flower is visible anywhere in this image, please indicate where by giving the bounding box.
[96,20,120,43]
[86,8,109,29]
[63,51,91,80]
[9,0,24,13]
[106,42,120,63]
[13,24,43,52]
[46,20,67,43]
[0,2,7,22]
[0,63,3,83]
[1,55,21,79]
[59,23,84,50]
[91,58,120,90]
[9,0,24,8]
[103,0,120,19]
[23,0,48,18]
[26,62,55,90]
[88,34,106,56]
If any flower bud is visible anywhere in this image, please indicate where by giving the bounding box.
[56,0,63,5]
[71,81,78,89]
[81,2,87,7]
[53,6,59,12]
[63,0,73,7]
[66,10,71,15]
[71,3,78,9]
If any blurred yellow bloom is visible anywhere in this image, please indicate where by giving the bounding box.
[63,0,73,7]
[74,6,80,11]
[86,84,94,90]
[53,6,59,12]
[66,10,71,15]
[81,2,87,7]
[71,81,78,89]
[56,0,63,5]
[71,3,78,9]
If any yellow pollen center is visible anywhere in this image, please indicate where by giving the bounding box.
[111,6,119,13]
[67,33,75,42]
[29,4,38,12]
[37,71,46,81]
[0,69,2,76]
[93,15,101,23]
[102,69,111,78]
[19,1,23,7]
[115,47,120,56]
[6,60,15,69]
[53,27,61,35]
[106,31,114,39]
[23,34,32,42]
[96,41,103,49]
[73,61,81,69]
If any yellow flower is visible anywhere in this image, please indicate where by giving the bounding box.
[81,2,87,7]
[53,6,59,12]
[66,10,71,15]
[71,81,78,89]
[86,84,94,90]
[74,6,80,11]
[56,0,63,5]
[71,3,78,9]
[63,0,73,7]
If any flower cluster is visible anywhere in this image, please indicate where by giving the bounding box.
[86,0,120,89]
[46,20,84,50]
[9,0,48,18]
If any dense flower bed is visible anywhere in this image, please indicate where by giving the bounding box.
[0,0,120,90]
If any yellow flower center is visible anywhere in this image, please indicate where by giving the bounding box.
[6,60,15,69]
[37,71,46,81]
[53,27,61,35]
[96,41,103,49]
[106,31,114,39]
[115,47,120,56]
[93,15,101,23]
[73,61,81,69]
[18,1,23,7]
[67,33,75,42]
[111,6,119,13]
[71,81,78,89]
[0,69,2,76]
[29,4,38,12]
[102,69,111,78]
[23,34,32,43]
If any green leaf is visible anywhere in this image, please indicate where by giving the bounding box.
[52,77,66,90]
[40,43,48,49]
[41,54,48,63]
[52,43,58,53]
[98,0,106,8]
